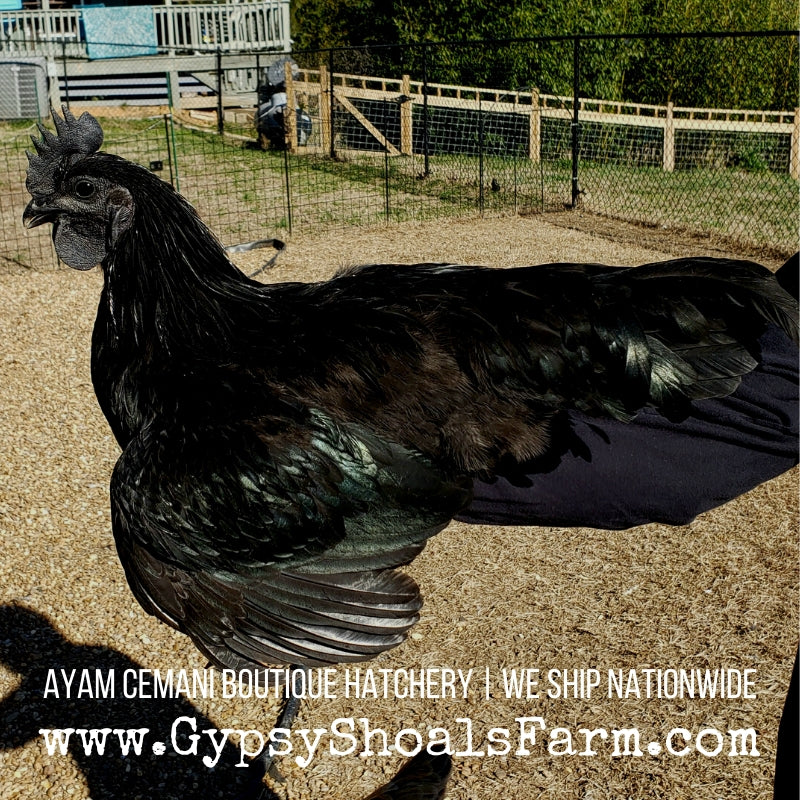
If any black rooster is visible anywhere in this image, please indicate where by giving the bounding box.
[23,108,797,713]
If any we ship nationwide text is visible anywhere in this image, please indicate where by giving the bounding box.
[38,665,761,768]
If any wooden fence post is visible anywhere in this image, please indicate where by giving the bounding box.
[529,87,540,162]
[400,74,413,155]
[791,107,800,180]
[663,102,675,172]
[319,64,331,155]
[284,59,297,153]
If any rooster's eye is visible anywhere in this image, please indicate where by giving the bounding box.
[74,179,96,199]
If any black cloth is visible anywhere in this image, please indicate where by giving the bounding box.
[461,324,798,530]
[774,648,799,800]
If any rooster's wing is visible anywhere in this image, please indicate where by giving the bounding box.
[110,407,471,669]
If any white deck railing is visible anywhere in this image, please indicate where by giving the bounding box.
[0,1,291,59]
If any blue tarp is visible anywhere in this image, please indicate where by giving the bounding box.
[81,6,158,60]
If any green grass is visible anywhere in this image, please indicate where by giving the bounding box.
[2,115,797,265]
[578,162,798,252]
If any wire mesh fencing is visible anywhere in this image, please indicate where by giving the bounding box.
[1,30,797,273]
[571,34,798,250]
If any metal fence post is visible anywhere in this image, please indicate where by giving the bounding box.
[282,145,293,234]
[163,114,174,188]
[329,48,335,159]
[478,94,484,214]
[422,43,430,178]
[161,112,180,193]
[570,35,581,208]
[383,98,390,220]
[216,48,224,135]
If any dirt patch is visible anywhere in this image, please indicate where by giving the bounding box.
[0,215,796,800]
[538,210,794,269]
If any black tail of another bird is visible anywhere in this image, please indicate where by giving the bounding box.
[364,751,452,800]
[584,257,799,420]
[776,252,799,300]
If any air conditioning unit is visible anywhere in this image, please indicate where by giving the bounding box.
[0,57,48,120]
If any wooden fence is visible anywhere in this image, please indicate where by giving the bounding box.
[286,66,800,179]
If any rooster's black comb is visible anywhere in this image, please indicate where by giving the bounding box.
[26,105,104,195]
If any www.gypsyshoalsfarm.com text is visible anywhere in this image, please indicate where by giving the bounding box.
[39,716,760,768]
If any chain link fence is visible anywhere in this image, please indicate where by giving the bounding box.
[1,30,797,272]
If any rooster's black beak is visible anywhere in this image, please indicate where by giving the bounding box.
[23,199,60,229]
